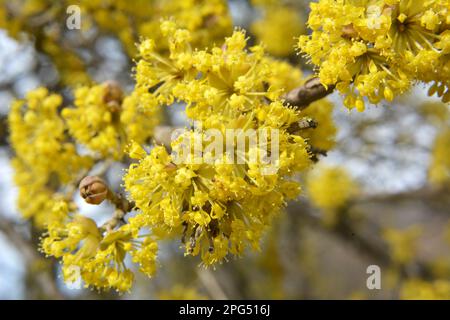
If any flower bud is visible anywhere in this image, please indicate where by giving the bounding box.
[79,176,109,205]
[102,81,123,111]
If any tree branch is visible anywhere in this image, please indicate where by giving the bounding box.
[287,197,434,281]
[0,114,7,147]
[197,268,228,300]
[283,77,335,110]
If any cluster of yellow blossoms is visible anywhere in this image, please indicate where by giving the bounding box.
[382,225,422,266]
[78,0,232,56]
[41,203,158,292]
[306,165,357,226]
[251,0,305,57]
[9,85,160,291]
[299,0,450,110]
[8,18,336,291]
[63,82,160,159]
[9,88,93,227]
[124,22,336,267]
[0,0,231,85]
[6,1,448,297]
[400,278,450,299]
[429,128,450,185]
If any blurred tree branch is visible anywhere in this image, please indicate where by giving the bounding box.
[0,114,6,146]
[287,185,449,282]
[197,268,228,300]
[356,185,450,212]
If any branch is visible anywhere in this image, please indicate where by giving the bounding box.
[0,77,334,148]
[287,198,434,281]
[153,125,177,148]
[356,185,450,209]
[283,77,335,110]
[197,268,228,300]
[0,114,7,146]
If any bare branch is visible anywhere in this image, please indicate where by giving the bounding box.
[0,114,7,146]
[283,77,335,110]
[197,268,228,300]
[153,125,178,148]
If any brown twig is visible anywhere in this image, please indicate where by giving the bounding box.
[0,114,7,147]
[283,77,335,110]
[197,268,228,300]
[153,125,180,148]
[100,188,135,232]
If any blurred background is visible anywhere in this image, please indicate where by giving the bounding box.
[0,0,449,299]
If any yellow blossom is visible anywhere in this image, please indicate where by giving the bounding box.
[307,165,357,226]
[383,225,422,266]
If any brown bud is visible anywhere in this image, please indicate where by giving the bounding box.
[102,81,123,110]
[79,176,109,205]
[342,24,358,39]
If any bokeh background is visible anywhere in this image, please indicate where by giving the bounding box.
[0,0,449,299]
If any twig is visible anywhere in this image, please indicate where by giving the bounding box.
[283,77,335,110]
[153,125,179,148]
[197,268,228,300]
[0,114,7,147]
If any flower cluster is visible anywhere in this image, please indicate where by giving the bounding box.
[62,82,160,159]
[8,19,336,292]
[306,165,357,225]
[0,0,231,85]
[383,225,422,266]
[298,0,450,110]
[9,85,161,291]
[400,278,450,299]
[41,201,158,292]
[78,0,232,56]
[124,22,336,266]
[251,1,305,57]
[429,128,450,185]
[8,88,93,227]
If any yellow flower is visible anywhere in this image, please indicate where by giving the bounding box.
[123,126,311,266]
[383,225,422,266]
[307,165,357,226]
[62,82,160,159]
[251,4,305,57]
[400,279,450,300]
[429,129,450,185]
[42,205,158,292]
[158,285,207,300]
[9,88,93,226]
